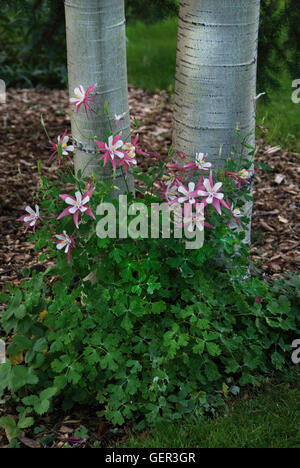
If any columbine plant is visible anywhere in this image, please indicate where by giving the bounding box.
[18,84,254,261]
[6,84,299,433]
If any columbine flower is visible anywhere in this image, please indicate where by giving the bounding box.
[254,92,266,111]
[94,133,124,170]
[18,205,42,233]
[85,178,94,192]
[55,231,76,264]
[162,183,179,204]
[238,169,251,180]
[175,203,213,231]
[118,146,137,176]
[114,112,126,131]
[184,153,212,173]
[57,189,96,229]
[177,182,198,205]
[197,172,226,214]
[226,169,252,190]
[184,203,206,232]
[70,84,100,119]
[163,163,185,187]
[131,134,148,157]
[47,130,74,167]
[232,206,242,218]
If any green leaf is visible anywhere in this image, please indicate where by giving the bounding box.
[40,387,57,401]
[0,417,19,439]
[152,301,166,315]
[22,395,39,406]
[34,399,50,415]
[193,341,205,355]
[0,363,11,395]
[32,338,47,353]
[15,305,26,320]
[121,314,133,332]
[18,417,34,429]
[271,352,285,370]
[9,366,38,392]
[206,342,221,357]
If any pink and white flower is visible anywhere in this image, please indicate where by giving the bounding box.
[95,133,124,170]
[55,231,76,264]
[226,169,252,190]
[163,163,185,187]
[47,130,74,167]
[197,172,227,214]
[162,183,179,204]
[228,202,242,225]
[114,113,126,131]
[254,92,266,111]
[57,189,96,229]
[184,203,206,232]
[70,84,100,119]
[232,206,242,218]
[174,203,213,232]
[238,169,251,180]
[18,205,42,233]
[117,147,137,176]
[131,134,149,157]
[177,182,198,205]
[184,153,212,173]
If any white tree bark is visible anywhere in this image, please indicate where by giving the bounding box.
[173,0,261,243]
[65,0,133,193]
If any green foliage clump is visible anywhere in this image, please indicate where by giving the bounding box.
[0,223,299,427]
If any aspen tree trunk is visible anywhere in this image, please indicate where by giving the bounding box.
[173,0,261,243]
[64,0,133,193]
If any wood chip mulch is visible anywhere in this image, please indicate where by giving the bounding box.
[0,86,299,294]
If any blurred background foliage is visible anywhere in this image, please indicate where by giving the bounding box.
[1,0,299,90]
[1,0,300,150]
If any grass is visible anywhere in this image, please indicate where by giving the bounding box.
[126,19,300,153]
[126,19,177,93]
[259,73,300,153]
[116,377,300,448]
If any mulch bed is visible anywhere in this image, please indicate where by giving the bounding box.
[0,87,299,447]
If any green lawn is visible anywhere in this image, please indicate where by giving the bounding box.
[126,19,300,153]
[126,19,177,92]
[116,377,300,448]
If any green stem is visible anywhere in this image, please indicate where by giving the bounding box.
[121,166,130,195]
